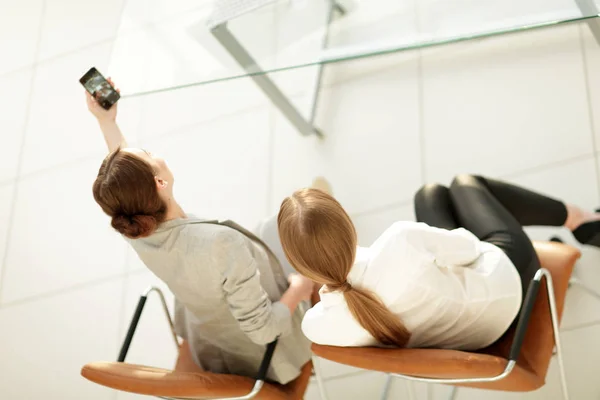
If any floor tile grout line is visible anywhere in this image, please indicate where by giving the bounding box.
[351,152,599,221]
[113,255,129,400]
[0,65,38,80]
[6,147,597,193]
[499,152,597,181]
[0,37,114,79]
[0,264,146,310]
[264,5,280,217]
[0,4,215,81]
[10,153,107,182]
[417,49,426,186]
[266,106,277,216]
[0,269,144,310]
[109,3,136,378]
[127,1,152,153]
[115,272,130,358]
[131,101,269,145]
[577,25,600,203]
[413,0,426,187]
[5,100,270,185]
[561,320,600,332]
[0,178,16,188]
[106,0,130,74]
[351,199,414,219]
[0,0,47,305]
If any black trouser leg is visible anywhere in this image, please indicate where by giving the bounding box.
[466,176,567,227]
[414,174,568,300]
[414,183,459,230]
[446,174,541,298]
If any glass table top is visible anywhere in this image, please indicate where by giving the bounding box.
[108,0,600,98]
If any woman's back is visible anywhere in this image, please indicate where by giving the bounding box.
[127,215,311,384]
[302,221,522,350]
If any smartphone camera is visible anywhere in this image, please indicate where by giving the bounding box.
[79,67,120,110]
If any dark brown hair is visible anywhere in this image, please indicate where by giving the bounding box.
[277,188,411,347]
[93,149,167,239]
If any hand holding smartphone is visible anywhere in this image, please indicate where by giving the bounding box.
[79,67,120,110]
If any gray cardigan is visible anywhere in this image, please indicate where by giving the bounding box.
[126,215,312,384]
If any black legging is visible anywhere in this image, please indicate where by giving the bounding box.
[414,174,568,300]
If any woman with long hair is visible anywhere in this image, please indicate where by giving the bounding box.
[277,176,600,349]
[87,81,315,384]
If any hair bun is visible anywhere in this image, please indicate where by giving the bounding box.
[111,214,158,239]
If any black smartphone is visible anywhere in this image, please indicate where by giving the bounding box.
[79,67,120,110]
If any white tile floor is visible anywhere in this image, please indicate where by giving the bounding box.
[0,0,44,75]
[144,107,273,229]
[421,24,594,184]
[0,279,123,400]
[0,69,33,183]
[36,0,124,61]
[1,158,127,304]
[2,1,600,399]
[20,42,113,175]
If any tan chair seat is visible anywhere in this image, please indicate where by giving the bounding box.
[81,358,312,400]
[312,344,540,391]
[312,241,581,392]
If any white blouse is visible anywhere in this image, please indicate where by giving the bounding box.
[302,221,522,350]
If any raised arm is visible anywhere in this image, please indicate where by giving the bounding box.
[85,78,127,153]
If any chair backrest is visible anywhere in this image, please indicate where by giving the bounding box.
[482,241,580,382]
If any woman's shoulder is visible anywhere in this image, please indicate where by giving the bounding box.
[179,222,249,250]
[162,223,246,256]
[180,221,235,235]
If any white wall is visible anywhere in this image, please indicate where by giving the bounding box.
[2,1,600,399]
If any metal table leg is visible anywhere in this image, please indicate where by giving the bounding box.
[210,1,346,138]
[574,0,600,45]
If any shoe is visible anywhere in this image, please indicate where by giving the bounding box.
[572,221,600,247]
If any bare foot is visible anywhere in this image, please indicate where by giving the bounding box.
[565,204,600,230]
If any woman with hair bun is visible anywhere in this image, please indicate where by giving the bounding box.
[87,80,314,384]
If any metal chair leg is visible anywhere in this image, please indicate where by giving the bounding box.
[143,286,180,348]
[542,270,570,400]
[380,374,393,400]
[447,386,458,400]
[312,356,330,400]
